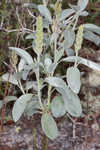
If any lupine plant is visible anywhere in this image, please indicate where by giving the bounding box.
[1,0,100,139]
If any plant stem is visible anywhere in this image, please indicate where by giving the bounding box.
[47,84,52,106]
[18,80,25,95]
[72,13,79,31]
[54,37,57,62]
[37,54,43,110]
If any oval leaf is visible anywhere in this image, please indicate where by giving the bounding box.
[44,57,52,72]
[5,96,17,103]
[60,9,75,21]
[24,99,40,116]
[51,96,66,118]
[67,67,81,94]
[79,11,89,16]
[63,56,100,72]
[56,87,82,117]
[23,3,37,9]
[83,24,100,35]
[18,58,26,72]
[45,77,67,90]
[83,31,100,46]
[64,29,75,48]
[55,48,64,62]
[41,113,58,140]
[12,94,33,122]
[78,0,88,11]
[9,47,33,65]
[65,48,75,56]
[2,73,18,85]
[38,5,52,23]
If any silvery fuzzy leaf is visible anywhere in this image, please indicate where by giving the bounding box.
[45,77,67,90]
[56,87,82,117]
[43,34,50,47]
[43,18,50,29]
[5,96,17,103]
[83,24,100,35]
[64,29,75,48]
[24,100,40,116]
[47,63,58,74]
[14,72,23,80]
[50,33,58,44]
[67,67,81,94]
[2,73,18,85]
[9,47,33,65]
[51,96,66,118]
[38,5,52,23]
[55,48,64,62]
[18,58,26,72]
[43,0,49,6]
[65,48,75,56]
[22,70,30,81]
[63,56,100,72]
[41,113,58,140]
[25,81,38,91]
[44,57,52,72]
[12,94,33,122]
[25,33,36,40]
[69,3,79,11]
[0,101,3,109]
[84,31,100,46]
[23,3,37,9]
[45,76,82,117]
[79,11,89,16]
[78,0,89,11]
[60,9,75,21]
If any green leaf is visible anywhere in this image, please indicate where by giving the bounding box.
[83,31,100,46]
[25,33,36,40]
[9,47,33,65]
[2,73,18,85]
[83,24,100,35]
[0,101,3,109]
[23,3,37,9]
[18,58,26,72]
[56,87,82,117]
[65,48,75,56]
[60,9,75,21]
[63,56,100,72]
[45,77,82,117]
[51,96,66,118]
[5,96,17,103]
[79,11,89,16]
[67,67,81,94]
[24,99,40,116]
[69,4,79,11]
[44,57,52,72]
[50,33,58,44]
[64,29,75,48]
[45,77,67,90]
[38,5,52,23]
[41,113,58,140]
[47,63,58,74]
[25,81,38,91]
[77,0,89,11]
[12,94,33,122]
[55,48,64,62]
